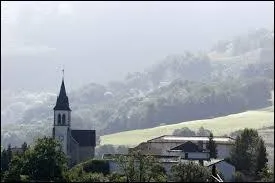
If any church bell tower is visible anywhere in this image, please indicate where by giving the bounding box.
[52,71,71,155]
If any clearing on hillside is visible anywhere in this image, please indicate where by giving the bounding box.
[101,108,274,147]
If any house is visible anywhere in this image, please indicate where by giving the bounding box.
[167,141,210,161]
[129,135,235,159]
[10,147,24,155]
[52,75,96,167]
[124,135,236,181]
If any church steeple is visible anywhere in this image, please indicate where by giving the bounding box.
[54,76,71,111]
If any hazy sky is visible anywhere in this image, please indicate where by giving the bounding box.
[1,1,274,93]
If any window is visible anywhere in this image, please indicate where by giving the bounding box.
[58,114,61,125]
[62,114,66,125]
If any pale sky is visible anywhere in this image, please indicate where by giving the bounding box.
[1,1,274,92]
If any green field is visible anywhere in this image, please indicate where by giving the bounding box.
[101,108,274,147]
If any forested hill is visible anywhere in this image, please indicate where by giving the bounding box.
[1,28,274,147]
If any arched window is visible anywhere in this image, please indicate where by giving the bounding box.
[62,114,66,125]
[58,114,61,125]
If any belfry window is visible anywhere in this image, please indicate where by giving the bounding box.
[58,114,61,125]
[62,114,66,125]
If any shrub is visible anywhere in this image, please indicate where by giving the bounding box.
[82,159,110,175]
[81,172,108,182]
[108,172,127,182]
[234,171,245,182]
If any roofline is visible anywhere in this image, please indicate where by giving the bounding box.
[205,159,225,167]
[53,108,72,111]
[168,149,210,153]
[145,141,235,145]
[70,135,79,145]
[147,135,236,142]
[147,135,167,142]
[71,129,96,132]
[103,153,182,159]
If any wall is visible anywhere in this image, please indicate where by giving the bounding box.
[133,141,233,159]
[78,146,95,163]
[70,136,79,167]
[143,142,183,155]
[208,161,235,182]
[54,110,71,126]
[54,126,69,154]
[216,144,234,159]
[187,152,209,159]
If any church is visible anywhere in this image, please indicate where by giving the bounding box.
[52,76,96,166]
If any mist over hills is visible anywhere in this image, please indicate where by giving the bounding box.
[1,28,274,147]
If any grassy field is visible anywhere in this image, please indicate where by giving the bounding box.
[101,108,274,147]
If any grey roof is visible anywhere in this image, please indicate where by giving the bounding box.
[54,79,71,111]
[148,135,235,144]
[170,141,200,152]
[102,153,181,160]
[71,130,96,147]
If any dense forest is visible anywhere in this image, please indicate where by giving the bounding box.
[1,28,274,148]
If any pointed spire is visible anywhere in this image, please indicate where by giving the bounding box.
[54,69,71,111]
[59,79,67,97]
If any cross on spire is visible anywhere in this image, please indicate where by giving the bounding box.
[62,66,64,80]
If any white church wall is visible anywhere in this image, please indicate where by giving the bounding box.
[54,126,69,154]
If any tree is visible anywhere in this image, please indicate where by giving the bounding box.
[1,149,9,172]
[234,171,245,182]
[117,152,136,182]
[95,145,116,158]
[173,127,196,137]
[117,150,167,182]
[259,166,274,182]
[255,138,268,175]
[230,128,261,175]
[207,132,217,158]
[147,162,167,182]
[21,142,28,153]
[3,155,23,182]
[170,161,211,182]
[197,127,211,136]
[108,172,127,182]
[96,135,101,146]
[21,136,68,181]
[81,172,108,182]
[116,145,128,154]
[7,144,12,166]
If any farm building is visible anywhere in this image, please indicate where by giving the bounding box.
[129,135,235,159]
[103,138,236,181]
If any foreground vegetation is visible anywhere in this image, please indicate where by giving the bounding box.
[1,128,273,182]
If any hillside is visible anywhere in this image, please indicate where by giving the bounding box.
[101,108,274,146]
[1,28,274,148]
